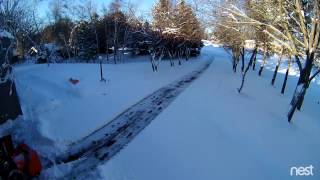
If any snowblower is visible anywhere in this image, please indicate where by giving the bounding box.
[0,135,42,179]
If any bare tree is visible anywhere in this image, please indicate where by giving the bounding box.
[0,0,39,61]
[213,0,320,122]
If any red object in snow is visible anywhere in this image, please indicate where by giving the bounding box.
[12,144,42,177]
[69,78,80,85]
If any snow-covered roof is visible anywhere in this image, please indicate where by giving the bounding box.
[0,29,14,39]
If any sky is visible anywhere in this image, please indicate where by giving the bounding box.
[37,0,156,21]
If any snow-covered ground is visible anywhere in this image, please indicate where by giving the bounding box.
[14,56,206,147]
[98,46,320,180]
[10,44,320,179]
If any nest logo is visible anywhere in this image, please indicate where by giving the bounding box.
[290,165,314,176]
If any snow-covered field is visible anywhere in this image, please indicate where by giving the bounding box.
[12,44,320,179]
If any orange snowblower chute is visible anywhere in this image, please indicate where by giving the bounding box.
[12,144,42,177]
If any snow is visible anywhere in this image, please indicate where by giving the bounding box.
[44,43,61,51]
[244,39,256,49]
[40,62,212,179]
[14,58,205,147]
[98,45,320,180]
[0,29,14,39]
[162,28,179,34]
[202,40,222,48]
[8,43,320,179]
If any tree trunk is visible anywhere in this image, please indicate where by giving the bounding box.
[106,42,109,61]
[150,54,156,72]
[288,52,314,122]
[271,49,283,86]
[100,60,106,82]
[258,66,264,76]
[250,47,257,69]
[113,19,118,64]
[105,21,109,62]
[178,50,182,66]
[62,36,71,59]
[238,48,257,93]
[185,47,190,61]
[281,56,291,94]
[94,23,99,54]
[258,47,267,76]
[296,55,314,111]
[252,51,257,70]
[231,49,240,73]
[241,47,245,72]
[168,50,174,67]
[232,55,237,73]
[100,61,103,80]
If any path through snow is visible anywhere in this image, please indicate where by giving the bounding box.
[48,59,212,179]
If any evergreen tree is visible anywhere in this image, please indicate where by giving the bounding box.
[174,0,203,42]
[69,21,97,60]
[152,0,174,31]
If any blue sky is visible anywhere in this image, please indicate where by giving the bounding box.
[38,0,156,20]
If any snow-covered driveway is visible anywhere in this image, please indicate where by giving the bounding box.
[54,61,212,179]
[14,57,206,146]
[98,45,320,180]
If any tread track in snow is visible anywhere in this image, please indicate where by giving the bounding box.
[52,60,212,179]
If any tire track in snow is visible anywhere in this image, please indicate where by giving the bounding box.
[53,60,212,179]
